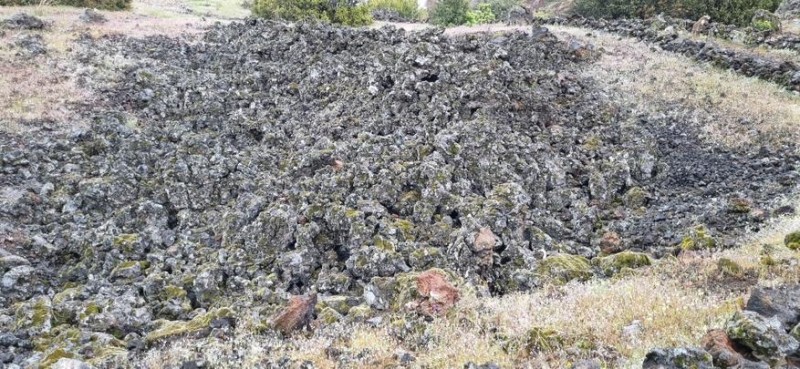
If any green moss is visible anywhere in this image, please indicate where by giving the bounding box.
[87,346,128,366]
[113,233,139,252]
[536,254,593,284]
[345,208,362,218]
[718,258,744,277]
[39,348,74,368]
[622,187,647,208]
[393,219,415,241]
[679,225,717,250]
[582,135,601,150]
[525,327,563,353]
[28,297,53,328]
[79,301,102,320]
[399,190,420,203]
[349,304,371,319]
[317,295,353,315]
[163,285,188,299]
[785,231,800,250]
[791,323,800,341]
[594,251,651,276]
[145,307,234,343]
[373,235,396,253]
[318,307,342,324]
[448,142,462,155]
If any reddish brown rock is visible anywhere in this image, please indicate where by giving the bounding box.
[331,158,343,170]
[600,231,622,254]
[272,293,317,335]
[414,269,460,317]
[471,227,497,266]
[702,329,767,368]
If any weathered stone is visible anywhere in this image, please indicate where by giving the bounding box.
[725,310,799,363]
[1,13,46,30]
[642,346,714,369]
[746,285,800,328]
[594,251,651,276]
[80,8,107,24]
[702,329,769,369]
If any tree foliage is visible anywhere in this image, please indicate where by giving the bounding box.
[571,0,782,26]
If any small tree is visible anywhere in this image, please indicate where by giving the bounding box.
[429,0,470,26]
[253,0,372,26]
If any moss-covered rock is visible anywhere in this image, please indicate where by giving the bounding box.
[15,296,53,334]
[145,307,234,344]
[109,260,146,281]
[112,233,139,252]
[727,196,751,214]
[318,307,342,324]
[725,310,799,363]
[679,225,717,250]
[594,251,651,276]
[784,231,800,250]
[535,254,593,283]
[39,348,74,368]
[316,295,361,315]
[622,186,647,208]
[717,258,744,277]
[348,304,372,320]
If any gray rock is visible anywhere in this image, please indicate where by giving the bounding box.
[642,346,714,369]
[12,34,47,57]
[725,310,799,363]
[1,13,46,30]
[51,358,95,369]
[80,8,107,24]
[746,285,800,328]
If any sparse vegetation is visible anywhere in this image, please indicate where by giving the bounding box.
[367,0,420,20]
[252,0,372,26]
[466,3,495,25]
[485,0,520,19]
[0,0,132,10]
[429,0,469,25]
[571,0,782,26]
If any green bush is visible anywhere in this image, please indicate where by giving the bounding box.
[570,0,782,27]
[252,0,372,26]
[486,0,520,18]
[466,3,496,25]
[367,0,420,20]
[429,0,469,26]
[0,0,131,10]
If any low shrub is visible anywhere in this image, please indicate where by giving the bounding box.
[367,0,420,20]
[0,0,131,10]
[429,0,469,26]
[252,0,372,26]
[466,3,495,25]
[485,0,520,19]
[570,0,782,27]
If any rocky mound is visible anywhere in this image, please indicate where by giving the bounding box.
[539,16,800,91]
[0,19,798,366]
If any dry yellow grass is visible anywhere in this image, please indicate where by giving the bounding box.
[549,25,800,150]
[0,4,237,132]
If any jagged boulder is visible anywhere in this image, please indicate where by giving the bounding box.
[725,310,799,364]
[642,346,714,369]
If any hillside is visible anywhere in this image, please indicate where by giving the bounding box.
[1,1,800,368]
